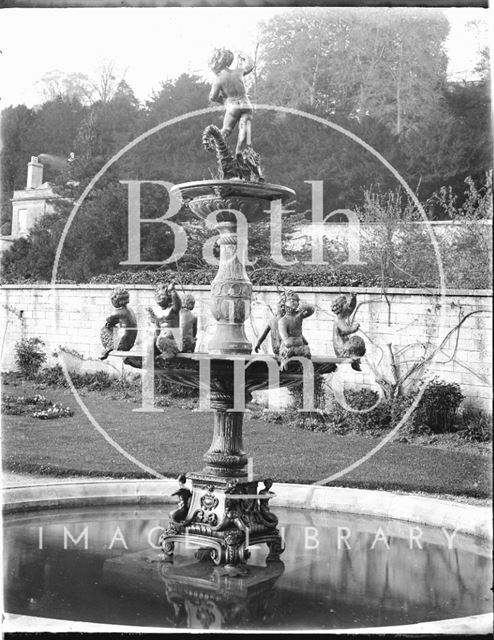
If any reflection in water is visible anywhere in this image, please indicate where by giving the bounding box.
[3,506,492,630]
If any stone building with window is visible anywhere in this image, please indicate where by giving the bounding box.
[1,156,60,253]
[10,156,58,238]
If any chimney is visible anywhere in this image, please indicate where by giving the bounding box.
[26,156,43,189]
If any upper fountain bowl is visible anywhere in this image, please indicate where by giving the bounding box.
[171,180,296,222]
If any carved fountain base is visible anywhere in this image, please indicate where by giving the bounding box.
[159,360,284,571]
[159,474,284,573]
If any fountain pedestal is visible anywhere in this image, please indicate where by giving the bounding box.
[158,182,295,569]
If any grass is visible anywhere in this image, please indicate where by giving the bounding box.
[1,377,492,498]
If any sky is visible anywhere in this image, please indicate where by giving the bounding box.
[0,6,490,109]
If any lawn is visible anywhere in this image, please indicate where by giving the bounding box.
[2,378,491,498]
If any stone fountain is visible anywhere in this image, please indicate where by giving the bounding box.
[154,148,346,571]
[103,49,353,573]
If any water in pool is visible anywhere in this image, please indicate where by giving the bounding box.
[3,505,492,630]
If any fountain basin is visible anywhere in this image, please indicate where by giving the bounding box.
[171,180,295,222]
[114,351,348,396]
[3,481,492,633]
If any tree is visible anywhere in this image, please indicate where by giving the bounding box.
[35,70,94,105]
[0,98,86,232]
[257,7,449,138]
[90,61,128,104]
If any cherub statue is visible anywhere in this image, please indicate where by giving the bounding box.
[208,47,254,156]
[258,478,278,527]
[100,287,137,360]
[147,283,182,359]
[254,295,286,356]
[278,291,314,369]
[170,474,192,524]
[179,293,198,353]
[331,293,366,371]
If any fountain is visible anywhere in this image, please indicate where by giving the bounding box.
[90,53,354,572]
[2,49,492,633]
[144,83,355,571]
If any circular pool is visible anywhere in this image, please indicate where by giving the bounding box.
[3,481,492,633]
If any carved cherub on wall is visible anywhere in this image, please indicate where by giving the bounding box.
[331,293,366,371]
[99,287,137,360]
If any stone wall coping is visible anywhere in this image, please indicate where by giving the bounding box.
[1,283,492,297]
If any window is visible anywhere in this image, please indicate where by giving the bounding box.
[18,209,28,233]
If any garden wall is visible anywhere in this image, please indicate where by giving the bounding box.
[1,284,491,411]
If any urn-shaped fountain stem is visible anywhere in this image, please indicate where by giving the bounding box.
[208,219,253,355]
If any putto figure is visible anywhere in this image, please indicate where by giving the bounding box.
[331,293,366,371]
[100,287,137,360]
[208,47,254,156]
[170,474,192,524]
[254,295,286,356]
[278,291,314,369]
[258,478,279,527]
[147,283,182,359]
[180,293,198,353]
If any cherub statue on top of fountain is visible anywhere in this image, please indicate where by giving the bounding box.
[331,293,366,371]
[254,294,286,356]
[100,287,137,360]
[180,294,198,353]
[147,282,182,359]
[208,47,254,156]
[205,47,264,182]
[278,291,314,370]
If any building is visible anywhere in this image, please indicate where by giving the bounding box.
[7,156,58,241]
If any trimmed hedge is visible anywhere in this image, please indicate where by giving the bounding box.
[87,264,422,288]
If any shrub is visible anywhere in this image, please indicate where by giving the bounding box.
[291,385,420,437]
[154,376,198,399]
[289,375,326,410]
[35,365,124,392]
[14,338,47,379]
[35,364,66,387]
[414,377,464,434]
[343,389,393,435]
[457,405,492,443]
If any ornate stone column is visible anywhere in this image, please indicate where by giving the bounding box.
[203,408,247,477]
[208,218,252,355]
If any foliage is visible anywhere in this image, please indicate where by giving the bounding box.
[456,405,492,443]
[0,98,87,232]
[35,365,116,392]
[282,379,487,444]
[286,385,415,436]
[289,374,326,407]
[414,377,464,434]
[2,394,73,419]
[430,172,492,289]
[14,338,47,379]
[1,19,491,283]
[257,9,449,135]
[355,174,492,290]
[154,376,198,400]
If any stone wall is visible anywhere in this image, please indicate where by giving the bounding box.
[1,284,491,411]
